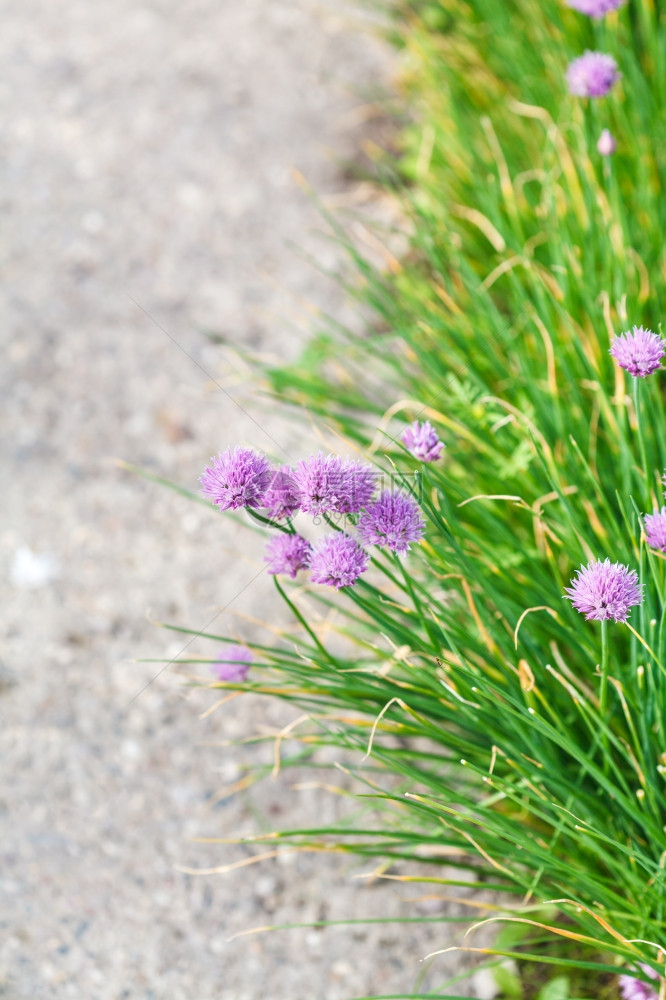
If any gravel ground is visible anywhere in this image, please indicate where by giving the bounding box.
[0,2,484,997]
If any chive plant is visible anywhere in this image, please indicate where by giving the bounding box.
[164,0,666,994]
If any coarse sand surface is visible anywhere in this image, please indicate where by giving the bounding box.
[0,2,482,997]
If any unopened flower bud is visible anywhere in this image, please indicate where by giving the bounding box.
[597,128,617,156]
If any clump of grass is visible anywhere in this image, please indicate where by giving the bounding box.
[164,0,666,994]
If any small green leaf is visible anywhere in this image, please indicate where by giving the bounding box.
[494,961,523,999]
[537,975,571,1000]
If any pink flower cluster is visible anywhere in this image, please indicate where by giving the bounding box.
[619,964,660,1000]
[200,447,426,591]
[567,50,620,99]
[401,421,444,462]
[565,324,665,622]
[565,0,624,17]
[610,326,666,378]
[200,448,378,518]
[645,508,666,552]
[565,0,624,154]
[211,645,253,683]
[565,559,643,623]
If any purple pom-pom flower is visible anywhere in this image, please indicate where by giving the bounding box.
[337,459,377,513]
[265,533,312,579]
[619,964,659,1000]
[565,558,643,623]
[291,452,377,514]
[309,534,369,589]
[645,508,666,552]
[565,0,624,17]
[401,420,443,462]
[263,467,301,520]
[291,453,346,515]
[567,51,620,98]
[610,326,666,378]
[200,447,272,511]
[291,454,376,516]
[212,645,252,683]
[358,490,425,554]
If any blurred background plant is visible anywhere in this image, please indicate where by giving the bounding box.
[167,0,666,995]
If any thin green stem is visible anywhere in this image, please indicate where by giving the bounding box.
[272,577,337,666]
[633,377,651,505]
[394,552,441,651]
[599,618,610,775]
[659,603,666,669]
[247,509,294,534]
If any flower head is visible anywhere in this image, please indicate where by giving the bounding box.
[565,558,643,623]
[264,533,312,579]
[644,508,666,552]
[291,453,346,515]
[263,467,300,520]
[565,0,624,16]
[337,459,377,513]
[597,128,617,156]
[291,454,377,516]
[212,645,252,683]
[566,51,620,98]
[401,421,443,462]
[200,447,272,510]
[610,326,666,378]
[309,534,369,589]
[358,490,425,554]
[619,965,659,1000]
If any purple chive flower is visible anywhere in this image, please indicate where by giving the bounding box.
[263,467,300,520]
[566,51,621,98]
[565,0,624,16]
[309,534,369,589]
[597,129,617,156]
[200,447,272,511]
[290,454,375,516]
[610,326,666,378]
[337,459,377,514]
[264,533,312,579]
[401,421,443,462]
[619,965,659,1000]
[644,508,666,552]
[291,453,346,515]
[358,490,425,554]
[565,559,643,623]
[212,645,252,683]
